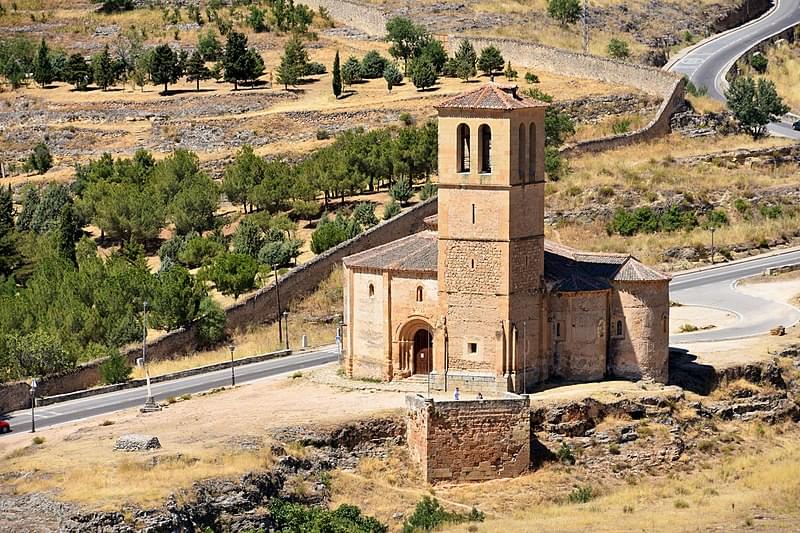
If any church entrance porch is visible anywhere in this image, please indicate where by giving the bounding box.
[397,320,434,377]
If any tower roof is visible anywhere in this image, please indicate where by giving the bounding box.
[435,83,549,111]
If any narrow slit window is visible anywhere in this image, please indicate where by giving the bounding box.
[368,283,374,298]
[471,203,476,224]
[468,342,478,355]
[616,320,623,337]
[416,286,423,302]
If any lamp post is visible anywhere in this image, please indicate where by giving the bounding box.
[283,310,290,350]
[273,264,282,344]
[710,226,716,265]
[141,301,160,412]
[335,314,343,365]
[228,344,236,387]
[29,378,37,433]
[522,320,527,394]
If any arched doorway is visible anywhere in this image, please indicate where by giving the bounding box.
[397,319,434,376]
[413,328,433,375]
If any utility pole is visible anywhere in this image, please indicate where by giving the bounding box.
[283,310,290,350]
[582,0,589,54]
[228,344,236,387]
[710,226,716,265]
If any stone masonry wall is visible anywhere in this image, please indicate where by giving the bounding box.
[0,199,438,414]
[302,0,388,36]
[406,393,531,483]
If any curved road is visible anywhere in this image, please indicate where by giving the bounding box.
[670,249,800,343]
[668,0,800,139]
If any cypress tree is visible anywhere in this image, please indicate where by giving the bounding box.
[332,50,342,99]
[55,203,78,265]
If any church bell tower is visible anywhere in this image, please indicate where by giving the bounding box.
[433,83,548,392]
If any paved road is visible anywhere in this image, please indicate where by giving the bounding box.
[0,347,339,435]
[670,249,800,343]
[668,0,800,139]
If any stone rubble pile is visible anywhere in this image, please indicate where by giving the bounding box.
[113,434,162,452]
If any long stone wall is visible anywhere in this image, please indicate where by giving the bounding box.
[406,393,531,482]
[302,0,388,36]
[0,198,437,414]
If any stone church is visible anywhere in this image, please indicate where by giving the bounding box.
[342,84,670,393]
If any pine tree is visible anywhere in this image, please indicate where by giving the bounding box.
[223,30,248,90]
[55,203,78,265]
[276,35,309,90]
[477,45,504,81]
[65,53,91,90]
[33,38,54,88]
[150,44,180,94]
[184,50,211,91]
[0,185,18,277]
[332,50,342,98]
[453,39,477,82]
[92,44,116,91]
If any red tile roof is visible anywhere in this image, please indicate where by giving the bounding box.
[435,83,549,111]
[343,231,438,274]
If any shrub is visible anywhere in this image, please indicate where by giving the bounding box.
[674,499,690,509]
[760,204,782,219]
[611,117,632,134]
[399,112,414,126]
[310,215,349,254]
[734,198,750,215]
[390,179,413,205]
[503,61,517,80]
[556,442,576,465]
[32,436,45,445]
[568,486,594,504]
[608,443,620,455]
[678,323,698,333]
[304,61,326,76]
[402,496,484,533]
[99,350,132,384]
[705,208,729,228]
[750,53,768,74]
[685,78,708,97]
[28,142,52,174]
[419,181,438,201]
[352,202,378,229]
[607,38,630,59]
[524,71,539,84]
[315,129,330,140]
[545,146,566,181]
[361,50,388,79]
[383,200,401,220]
[383,62,403,92]
[196,297,227,346]
[178,236,225,268]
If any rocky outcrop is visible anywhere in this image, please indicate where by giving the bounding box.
[114,434,162,452]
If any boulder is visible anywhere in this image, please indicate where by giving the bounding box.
[114,434,162,452]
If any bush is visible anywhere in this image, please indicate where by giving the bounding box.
[304,61,327,76]
[544,146,566,181]
[734,198,750,215]
[390,179,413,205]
[685,78,708,97]
[310,215,349,254]
[352,202,378,229]
[196,297,227,346]
[361,50,389,79]
[419,181,437,201]
[611,117,632,134]
[556,442,575,465]
[568,486,594,504]
[399,112,414,126]
[315,129,330,140]
[99,350,132,384]
[503,61,517,80]
[750,53,768,74]
[383,200,401,220]
[158,234,187,263]
[32,436,45,445]
[607,38,630,59]
[28,141,52,174]
[402,497,484,533]
[524,71,539,84]
[178,236,224,268]
[258,239,301,268]
[705,208,729,228]
[760,204,782,219]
